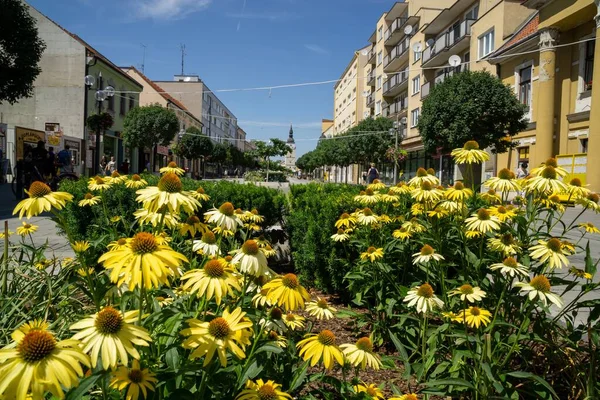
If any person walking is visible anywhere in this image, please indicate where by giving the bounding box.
[367,163,379,184]
[105,156,116,175]
[57,145,73,174]
[516,162,528,179]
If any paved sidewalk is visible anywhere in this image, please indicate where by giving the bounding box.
[2,215,74,259]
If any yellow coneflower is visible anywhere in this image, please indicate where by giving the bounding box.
[515,275,563,307]
[260,245,277,258]
[465,208,501,233]
[389,394,419,400]
[529,237,569,270]
[235,379,292,400]
[367,179,386,191]
[181,308,253,367]
[445,181,473,202]
[190,186,211,202]
[441,311,464,323]
[108,171,127,184]
[485,168,521,192]
[16,221,38,236]
[356,208,379,225]
[408,167,439,187]
[412,245,444,265]
[0,321,90,400]
[461,307,492,328]
[578,222,600,234]
[380,193,400,203]
[524,166,568,194]
[449,284,486,303]
[110,359,157,400]
[388,182,411,195]
[179,215,207,237]
[353,384,384,399]
[160,161,185,176]
[480,188,501,204]
[13,181,73,219]
[70,307,151,369]
[488,233,521,255]
[331,228,350,242]
[0,230,14,239]
[306,297,337,320]
[427,207,449,219]
[232,240,273,277]
[88,175,113,191]
[192,230,220,256]
[465,230,483,239]
[411,181,443,203]
[568,266,592,280]
[340,337,382,370]
[393,226,412,240]
[403,283,444,313]
[438,200,463,213]
[451,140,490,164]
[137,173,200,214]
[99,232,188,290]
[263,273,311,311]
[267,330,288,348]
[530,158,568,177]
[565,177,590,199]
[204,202,242,231]
[259,307,287,334]
[78,192,102,207]
[576,192,600,212]
[489,257,529,278]
[125,174,148,189]
[77,267,95,277]
[181,259,241,305]
[487,205,517,222]
[360,246,384,262]
[411,202,425,216]
[110,215,121,223]
[297,329,344,369]
[402,218,426,233]
[335,212,357,229]
[134,207,180,229]
[71,241,90,253]
[354,188,381,205]
[283,312,306,330]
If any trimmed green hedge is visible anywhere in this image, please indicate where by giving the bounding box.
[285,183,359,296]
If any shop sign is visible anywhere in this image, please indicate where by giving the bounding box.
[157,145,169,156]
[15,126,45,160]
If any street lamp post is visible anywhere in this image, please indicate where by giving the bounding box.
[390,116,407,185]
[84,73,115,176]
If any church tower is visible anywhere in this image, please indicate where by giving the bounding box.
[285,124,296,170]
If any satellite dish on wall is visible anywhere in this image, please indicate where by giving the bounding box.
[184,77,192,82]
[404,25,413,35]
[448,55,462,67]
[361,49,369,56]
[426,39,435,47]
[362,91,369,97]
[412,42,422,53]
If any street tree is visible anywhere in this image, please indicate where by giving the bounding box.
[253,138,292,182]
[346,117,394,165]
[0,0,46,104]
[122,104,180,171]
[173,126,213,176]
[418,70,528,155]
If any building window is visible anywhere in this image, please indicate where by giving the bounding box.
[517,147,530,167]
[414,44,422,62]
[478,29,495,58]
[377,76,382,89]
[584,40,595,90]
[465,4,479,20]
[581,138,589,153]
[119,95,126,115]
[375,101,381,115]
[377,51,383,65]
[411,108,420,127]
[378,27,383,41]
[129,96,134,110]
[519,66,532,109]
[463,52,471,71]
[108,95,114,112]
[412,76,420,95]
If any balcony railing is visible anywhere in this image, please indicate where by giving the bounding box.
[384,38,410,68]
[384,16,409,42]
[383,68,409,94]
[366,93,375,106]
[421,81,431,99]
[383,95,408,117]
[367,70,376,85]
[368,48,376,63]
[421,19,475,64]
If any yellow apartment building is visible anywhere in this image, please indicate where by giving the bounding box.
[487,0,600,191]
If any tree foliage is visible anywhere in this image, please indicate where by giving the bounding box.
[252,138,292,181]
[86,113,114,133]
[418,70,528,154]
[122,104,180,149]
[174,126,213,160]
[0,0,46,104]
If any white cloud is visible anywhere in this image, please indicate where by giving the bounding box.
[226,11,296,21]
[134,0,212,20]
[304,44,329,55]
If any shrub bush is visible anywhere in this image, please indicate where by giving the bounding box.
[286,183,359,295]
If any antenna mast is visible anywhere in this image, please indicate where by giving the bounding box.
[140,44,147,73]
[180,43,186,75]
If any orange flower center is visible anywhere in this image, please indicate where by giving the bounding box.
[208,317,231,339]
[459,284,474,294]
[168,161,178,168]
[219,202,235,216]
[111,171,120,178]
[95,307,124,334]
[417,283,434,298]
[84,193,94,200]
[500,234,514,245]
[157,173,183,193]
[340,213,350,219]
[588,193,599,203]
[503,257,518,268]
[94,176,106,185]
[487,189,497,195]
[257,384,277,400]
[416,167,428,177]
[372,179,381,184]
[454,181,465,190]
[270,307,283,320]
[204,260,225,278]
[362,208,373,216]
[196,187,205,194]
[317,330,336,346]
[201,231,216,244]
[282,273,299,289]
[497,168,513,180]
[117,238,127,246]
[242,240,259,255]
[541,166,557,180]
[186,215,200,225]
[336,229,345,235]
[470,307,481,316]
[570,178,582,187]
[18,330,56,362]
[477,208,490,220]
[132,174,141,181]
[355,337,373,352]
[421,181,432,190]
[546,238,562,252]
[420,245,434,256]
[530,275,551,292]
[366,246,377,254]
[131,232,158,254]
[427,167,435,175]
[128,369,144,383]
[463,140,480,150]
[545,158,558,168]
[365,188,375,196]
[317,298,329,308]
[366,387,379,396]
[224,255,233,262]
[28,181,51,198]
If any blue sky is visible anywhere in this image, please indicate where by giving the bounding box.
[29,0,392,156]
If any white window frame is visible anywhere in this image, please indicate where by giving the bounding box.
[377,51,383,65]
[414,44,422,63]
[478,29,495,59]
[464,4,479,21]
[378,27,383,41]
[377,75,382,90]
[513,59,534,122]
[412,76,420,95]
[575,32,596,112]
[411,108,420,127]
[375,101,382,115]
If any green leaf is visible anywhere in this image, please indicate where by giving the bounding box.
[505,371,559,399]
[388,330,409,361]
[255,344,284,355]
[585,242,598,276]
[424,378,476,390]
[289,362,309,392]
[65,372,103,400]
[237,360,263,389]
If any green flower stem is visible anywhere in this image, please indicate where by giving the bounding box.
[498,301,531,369]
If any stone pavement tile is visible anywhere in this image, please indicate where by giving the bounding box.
[1,215,74,259]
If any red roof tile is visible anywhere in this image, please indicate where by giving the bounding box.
[494,13,539,54]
